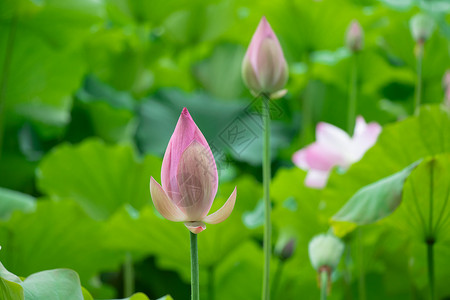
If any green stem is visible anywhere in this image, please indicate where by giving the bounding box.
[0,14,18,159]
[414,42,424,115]
[190,232,199,300]
[427,160,435,300]
[123,252,134,297]
[427,241,435,300]
[271,260,284,299]
[208,266,215,300]
[262,94,272,300]
[343,245,353,300]
[320,271,328,300]
[358,228,366,300]
[347,54,358,133]
[301,53,313,146]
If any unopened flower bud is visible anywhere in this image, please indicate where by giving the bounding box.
[242,16,288,97]
[410,14,435,44]
[279,238,296,261]
[308,233,344,271]
[345,20,364,52]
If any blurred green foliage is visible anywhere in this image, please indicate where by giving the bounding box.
[0,0,450,299]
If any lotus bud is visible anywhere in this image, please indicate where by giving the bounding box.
[242,16,288,98]
[308,233,344,272]
[410,13,435,44]
[345,20,364,52]
[150,108,237,234]
[276,237,296,261]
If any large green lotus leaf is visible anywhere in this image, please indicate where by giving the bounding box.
[18,0,105,48]
[22,269,84,300]
[0,187,35,220]
[193,43,245,100]
[322,105,450,218]
[0,278,23,300]
[0,200,122,281]
[0,0,105,137]
[83,101,137,144]
[331,160,421,236]
[0,26,85,135]
[37,138,161,220]
[388,155,450,244]
[0,262,23,300]
[214,241,265,300]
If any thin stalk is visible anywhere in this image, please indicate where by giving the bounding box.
[358,228,366,300]
[301,53,313,146]
[271,260,285,299]
[320,271,328,300]
[262,93,272,300]
[427,242,435,300]
[414,42,424,115]
[0,14,18,159]
[190,232,199,300]
[427,160,435,300]
[343,245,353,300]
[123,252,134,297]
[208,266,215,300]
[347,54,358,133]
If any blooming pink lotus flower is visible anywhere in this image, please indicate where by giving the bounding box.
[242,16,288,98]
[292,116,381,188]
[150,108,237,234]
[345,20,364,52]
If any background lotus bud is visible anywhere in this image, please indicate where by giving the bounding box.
[308,233,344,272]
[242,16,288,97]
[346,20,364,52]
[279,238,296,261]
[410,13,435,44]
[150,107,237,234]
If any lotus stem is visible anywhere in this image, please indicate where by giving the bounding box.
[124,252,134,297]
[190,232,199,300]
[348,54,358,133]
[262,93,272,300]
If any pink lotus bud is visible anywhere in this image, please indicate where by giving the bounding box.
[410,13,435,43]
[345,20,364,52]
[150,108,237,234]
[292,116,381,188]
[242,16,288,97]
[442,70,450,91]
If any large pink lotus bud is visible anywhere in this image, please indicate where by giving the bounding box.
[242,16,288,97]
[345,20,364,52]
[150,108,237,234]
[292,116,381,188]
